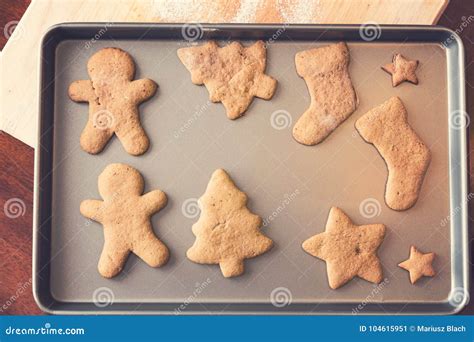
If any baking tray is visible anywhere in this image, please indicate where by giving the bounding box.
[33,24,468,314]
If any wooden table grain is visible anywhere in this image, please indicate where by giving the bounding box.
[0,0,44,316]
[0,0,472,315]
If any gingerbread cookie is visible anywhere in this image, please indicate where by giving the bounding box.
[355,97,431,211]
[398,246,436,284]
[187,169,273,277]
[382,54,419,87]
[177,41,277,119]
[293,42,358,145]
[302,207,385,289]
[69,48,157,155]
[80,163,169,278]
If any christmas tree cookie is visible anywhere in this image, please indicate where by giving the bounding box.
[187,169,273,278]
[177,41,277,119]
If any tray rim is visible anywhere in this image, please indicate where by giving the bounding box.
[33,23,469,315]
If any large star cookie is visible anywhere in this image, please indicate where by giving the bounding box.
[177,41,277,119]
[302,207,385,289]
[382,54,419,87]
[398,246,436,284]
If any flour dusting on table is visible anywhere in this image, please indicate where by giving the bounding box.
[277,0,322,23]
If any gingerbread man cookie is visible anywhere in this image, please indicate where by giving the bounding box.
[69,48,157,155]
[80,163,169,278]
[177,41,277,119]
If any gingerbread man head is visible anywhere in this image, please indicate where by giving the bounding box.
[87,48,135,83]
[98,163,144,199]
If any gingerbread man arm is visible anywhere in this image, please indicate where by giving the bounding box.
[140,190,167,215]
[68,80,96,103]
[127,79,158,104]
[80,199,105,223]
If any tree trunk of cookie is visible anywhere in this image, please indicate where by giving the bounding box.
[220,259,244,278]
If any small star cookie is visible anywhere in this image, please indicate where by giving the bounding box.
[398,246,436,284]
[382,54,419,87]
[302,207,386,289]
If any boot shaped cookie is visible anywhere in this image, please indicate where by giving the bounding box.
[187,169,273,277]
[177,41,277,119]
[293,42,358,145]
[355,97,431,211]
[69,48,157,155]
[80,163,169,278]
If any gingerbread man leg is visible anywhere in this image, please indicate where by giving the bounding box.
[132,229,169,267]
[80,120,114,154]
[98,239,130,278]
[115,117,150,156]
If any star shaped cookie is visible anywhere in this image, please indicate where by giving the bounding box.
[382,54,419,87]
[398,246,436,284]
[302,207,386,289]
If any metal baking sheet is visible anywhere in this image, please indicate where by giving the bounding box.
[33,24,468,314]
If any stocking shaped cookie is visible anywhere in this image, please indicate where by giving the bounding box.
[187,169,273,277]
[355,97,431,211]
[178,41,277,119]
[293,42,358,145]
[69,48,157,155]
[80,163,169,278]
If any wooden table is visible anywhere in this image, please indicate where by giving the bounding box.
[0,0,472,315]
